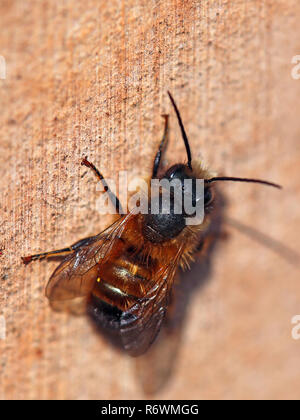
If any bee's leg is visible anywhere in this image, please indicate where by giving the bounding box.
[196,231,229,256]
[21,235,96,265]
[81,157,124,214]
[196,236,215,254]
[152,114,169,178]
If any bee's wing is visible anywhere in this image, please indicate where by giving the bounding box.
[46,214,132,302]
[120,246,183,357]
[49,296,89,315]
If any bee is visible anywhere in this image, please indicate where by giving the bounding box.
[22,92,281,357]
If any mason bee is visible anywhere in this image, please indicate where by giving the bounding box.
[22,92,281,356]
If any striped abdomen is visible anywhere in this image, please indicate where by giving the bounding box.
[91,245,157,313]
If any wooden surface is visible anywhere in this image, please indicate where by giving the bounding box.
[0,0,300,400]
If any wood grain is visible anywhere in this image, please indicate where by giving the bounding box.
[0,0,300,399]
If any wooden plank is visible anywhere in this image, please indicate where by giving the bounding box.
[0,0,300,399]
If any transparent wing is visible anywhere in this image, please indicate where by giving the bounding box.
[46,214,132,302]
[120,246,183,357]
[49,296,88,315]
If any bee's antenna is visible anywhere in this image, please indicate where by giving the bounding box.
[167,91,192,171]
[205,176,282,189]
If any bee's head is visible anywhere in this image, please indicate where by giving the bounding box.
[164,163,213,210]
[142,92,281,244]
[142,163,214,243]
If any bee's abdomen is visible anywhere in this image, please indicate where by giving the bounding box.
[87,294,122,330]
[91,250,156,312]
[87,294,124,351]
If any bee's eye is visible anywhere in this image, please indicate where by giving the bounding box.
[204,187,213,206]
